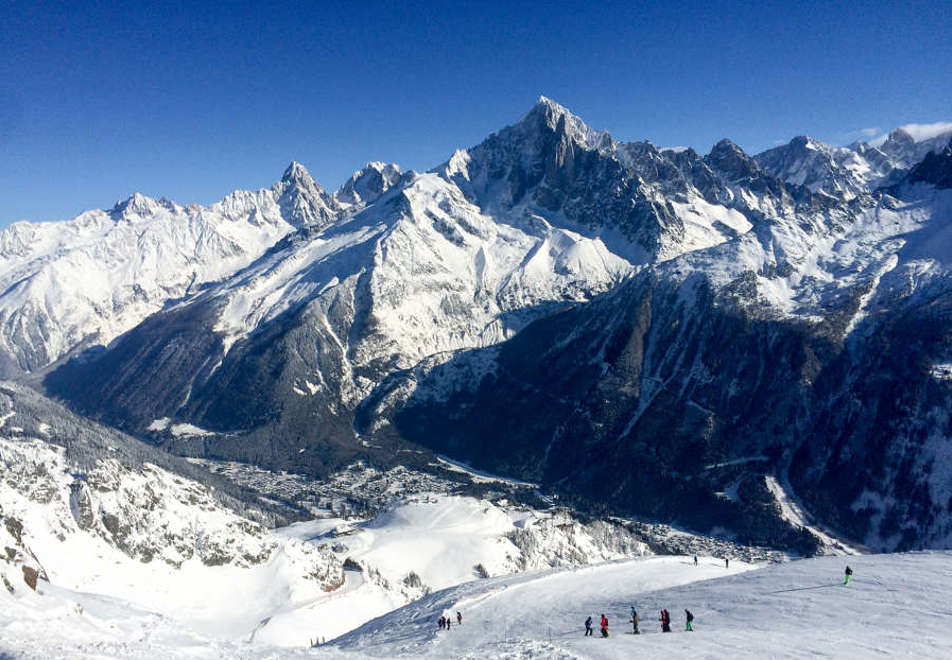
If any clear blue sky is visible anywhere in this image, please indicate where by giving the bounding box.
[2,0,950,226]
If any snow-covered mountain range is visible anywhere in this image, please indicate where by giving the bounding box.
[754,123,952,199]
[4,97,948,554]
[0,161,400,376]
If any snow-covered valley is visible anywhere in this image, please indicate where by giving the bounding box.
[0,372,946,659]
[0,380,798,658]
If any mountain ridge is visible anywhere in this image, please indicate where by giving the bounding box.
[21,98,952,552]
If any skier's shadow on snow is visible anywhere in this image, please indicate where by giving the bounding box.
[767,582,843,594]
[770,578,898,595]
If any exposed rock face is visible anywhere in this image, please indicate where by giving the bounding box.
[21,565,39,590]
[1,508,47,593]
[362,273,824,553]
[908,140,952,189]
[276,161,340,228]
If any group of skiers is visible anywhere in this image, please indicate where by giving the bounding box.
[437,612,462,630]
[581,565,854,639]
[433,564,855,642]
[583,614,613,637]
[583,614,611,637]
[585,606,694,637]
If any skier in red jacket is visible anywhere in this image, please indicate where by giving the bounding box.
[600,614,609,637]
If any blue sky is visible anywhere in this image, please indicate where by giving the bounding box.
[2,0,950,226]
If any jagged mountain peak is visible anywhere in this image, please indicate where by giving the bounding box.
[706,139,760,181]
[110,192,166,219]
[274,161,338,228]
[531,95,574,119]
[517,95,610,152]
[281,160,318,186]
[885,127,915,145]
[710,138,747,155]
[756,121,952,197]
[868,124,952,169]
[788,135,827,150]
[365,160,398,173]
[335,161,403,207]
[869,123,952,149]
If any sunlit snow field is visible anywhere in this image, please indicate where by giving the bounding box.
[4,540,952,658]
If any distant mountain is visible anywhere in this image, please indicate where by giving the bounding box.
[39,99,952,552]
[46,99,838,473]
[367,133,952,552]
[754,124,952,198]
[907,138,952,189]
[0,161,398,376]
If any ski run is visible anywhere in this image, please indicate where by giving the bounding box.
[4,547,952,658]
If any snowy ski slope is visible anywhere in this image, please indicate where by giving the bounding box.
[331,552,952,659]
[4,551,951,658]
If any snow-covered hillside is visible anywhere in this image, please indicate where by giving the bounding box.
[0,385,345,641]
[0,441,668,654]
[249,494,650,646]
[5,550,951,658]
[672,182,952,326]
[209,171,633,377]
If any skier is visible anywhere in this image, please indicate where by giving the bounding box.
[446,616,451,630]
[660,608,671,633]
[438,615,445,630]
[630,606,640,634]
[725,557,730,569]
[584,615,593,636]
[457,611,462,625]
[844,565,853,585]
[694,554,698,566]
[600,613,609,637]
[685,609,694,631]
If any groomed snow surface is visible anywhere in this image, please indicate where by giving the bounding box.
[331,552,952,659]
[5,549,952,658]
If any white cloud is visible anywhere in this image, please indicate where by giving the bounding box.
[836,127,882,144]
[897,122,952,141]
[869,121,952,147]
